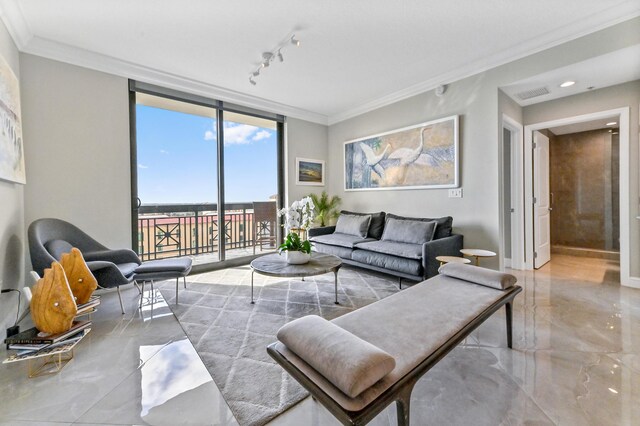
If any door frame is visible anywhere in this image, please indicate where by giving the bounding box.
[501,114,525,270]
[522,107,631,286]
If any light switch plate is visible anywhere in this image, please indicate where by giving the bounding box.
[448,188,463,198]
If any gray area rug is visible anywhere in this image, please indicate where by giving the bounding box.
[157,264,401,426]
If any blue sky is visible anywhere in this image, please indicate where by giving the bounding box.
[136,105,277,204]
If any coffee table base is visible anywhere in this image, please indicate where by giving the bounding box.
[251,269,340,305]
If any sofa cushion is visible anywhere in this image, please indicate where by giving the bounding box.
[311,233,373,249]
[386,213,453,240]
[335,214,371,238]
[351,250,422,277]
[341,210,386,239]
[381,218,436,245]
[313,242,354,260]
[355,240,423,260]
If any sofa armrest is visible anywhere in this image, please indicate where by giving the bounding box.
[308,226,336,238]
[422,234,464,279]
[84,248,141,266]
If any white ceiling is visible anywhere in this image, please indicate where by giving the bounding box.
[1,0,639,124]
[501,44,640,106]
[548,117,619,135]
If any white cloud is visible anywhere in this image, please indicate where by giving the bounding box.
[252,130,271,141]
[138,163,149,169]
[159,149,169,154]
[203,122,272,145]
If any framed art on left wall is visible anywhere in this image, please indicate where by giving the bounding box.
[0,53,25,184]
[296,158,325,186]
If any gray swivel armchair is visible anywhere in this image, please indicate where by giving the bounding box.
[28,218,141,314]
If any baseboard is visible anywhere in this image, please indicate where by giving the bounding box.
[624,276,640,289]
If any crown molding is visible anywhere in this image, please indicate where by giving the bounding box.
[0,0,32,50]
[328,1,640,125]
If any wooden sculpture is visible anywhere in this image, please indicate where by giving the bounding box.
[61,248,98,305]
[30,262,78,334]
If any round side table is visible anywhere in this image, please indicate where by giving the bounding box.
[460,249,497,266]
[435,256,471,267]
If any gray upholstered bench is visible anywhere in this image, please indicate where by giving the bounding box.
[267,263,521,426]
[132,257,193,305]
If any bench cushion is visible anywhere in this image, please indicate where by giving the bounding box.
[310,233,374,249]
[354,240,422,260]
[277,315,395,398]
[439,263,516,290]
[275,273,509,411]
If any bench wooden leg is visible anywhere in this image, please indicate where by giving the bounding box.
[505,302,513,349]
[395,386,413,426]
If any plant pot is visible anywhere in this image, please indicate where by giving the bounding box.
[285,251,311,265]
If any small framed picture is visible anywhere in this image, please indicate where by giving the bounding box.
[296,158,325,186]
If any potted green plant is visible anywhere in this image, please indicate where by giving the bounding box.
[309,191,341,227]
[277,196,315,264]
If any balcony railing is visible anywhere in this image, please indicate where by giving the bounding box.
[137,202,277,261]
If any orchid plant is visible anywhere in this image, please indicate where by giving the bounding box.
[277,196,316,253]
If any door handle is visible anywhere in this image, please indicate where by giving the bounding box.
[135,197,142,209]
[548,207,553,212]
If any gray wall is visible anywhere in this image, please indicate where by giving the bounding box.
[0,21,25,332]
[286,118,329,204]
[21,54,132,251]
[326,18,639,270]
[524,80,640,276]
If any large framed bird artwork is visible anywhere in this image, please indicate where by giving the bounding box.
[344,115,459,191]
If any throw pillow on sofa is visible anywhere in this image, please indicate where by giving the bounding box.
[381,218,437,245]
[335,214,372,238]
[340,210,386,239]
[385,213,453,240]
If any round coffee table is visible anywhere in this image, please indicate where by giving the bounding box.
[460,249,497,266]
[435,255,471,267]
[250,252,342,304]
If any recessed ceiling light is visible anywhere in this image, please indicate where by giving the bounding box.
[606,122,617,126]
[560,81,575,88]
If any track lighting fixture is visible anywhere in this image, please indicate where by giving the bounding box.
[249,33,300,86]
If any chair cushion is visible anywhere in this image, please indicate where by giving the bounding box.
[341,211,386,239]
[381,218,436,245]
[117,262,140,278]
[355,240,423,260]
[311,233,374,249]
[277,315,395,398]
[386,214,453,240]
[135,257,193,274]
[335,214,371,238]
[44,239,74,260]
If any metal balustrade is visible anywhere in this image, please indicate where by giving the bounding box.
[137,202,277,261]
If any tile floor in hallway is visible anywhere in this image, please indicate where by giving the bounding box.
[0,255,638,425]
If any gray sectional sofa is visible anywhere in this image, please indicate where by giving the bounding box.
[308,210,463,282]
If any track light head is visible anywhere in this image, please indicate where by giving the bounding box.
[262,52,273,67]
[291,35,300,47]
[249,76,257,86]
[277,50,284,62]
[252,69,260,77]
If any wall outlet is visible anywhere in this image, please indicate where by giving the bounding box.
[448,188,463,198]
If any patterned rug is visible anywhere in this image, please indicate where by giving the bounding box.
[157,264,401,426]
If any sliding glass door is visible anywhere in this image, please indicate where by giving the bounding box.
[130,83,283,267]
